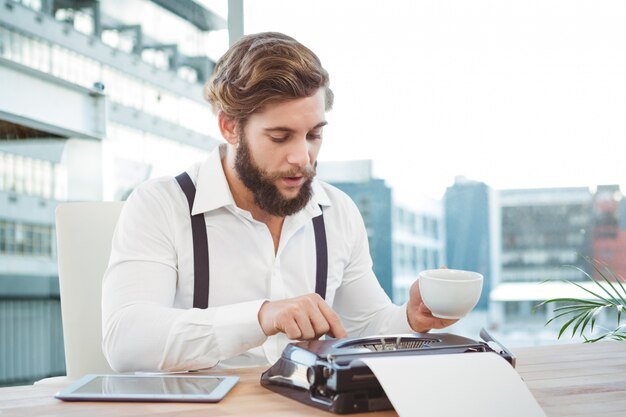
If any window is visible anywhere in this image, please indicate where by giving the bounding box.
[504,301,521,319]
[0,152,59,199]
[0,221,54,258]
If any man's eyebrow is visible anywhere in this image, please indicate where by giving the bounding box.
[264,121,328,132]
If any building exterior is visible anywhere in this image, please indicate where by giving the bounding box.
[591,185,626,280]
[490,186,626,345]
[443,179,626,346]
[317,160,445,303]
[490,186,594,336]
[443,176,497,310]
[392,195,445,304]
[331,181,394,298]
[0,0,239,385]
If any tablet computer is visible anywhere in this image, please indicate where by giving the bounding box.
[55,374,239,402]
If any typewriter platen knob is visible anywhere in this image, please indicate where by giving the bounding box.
[307,366,321,385]
[307,366,333,386]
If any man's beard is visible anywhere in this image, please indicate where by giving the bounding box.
[234,135,316,217]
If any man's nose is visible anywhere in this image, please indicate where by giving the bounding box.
[286,137,310,167]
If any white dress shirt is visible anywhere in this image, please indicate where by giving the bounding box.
[102,145,413,372]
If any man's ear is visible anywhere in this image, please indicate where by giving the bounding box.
[218,111,239,145]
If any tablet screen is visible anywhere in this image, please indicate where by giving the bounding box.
[55,374,239,402]
[74,375,224,395]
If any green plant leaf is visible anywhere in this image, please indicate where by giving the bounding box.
[572,310,592,337]
[558,315,581,339]
[587,257,626,306]
[553,304,599,313]
[542,258,626,342]
[559,277,617,306]
[541,297,605,307]
[603,263,626,299]
[580,309,598,337]
[545,309,588,327]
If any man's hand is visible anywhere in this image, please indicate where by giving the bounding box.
[407,279,458,332]
[258,293,348,340]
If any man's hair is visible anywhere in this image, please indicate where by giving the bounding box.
[204,32,333,123]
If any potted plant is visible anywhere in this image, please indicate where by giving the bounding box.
[537,257,626,342]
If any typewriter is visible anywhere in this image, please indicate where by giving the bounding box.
[261,329,515,414]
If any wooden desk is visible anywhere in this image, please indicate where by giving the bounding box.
[1,341,624,417]
[513,341,626,417]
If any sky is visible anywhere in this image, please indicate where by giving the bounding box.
[243,0,626,200]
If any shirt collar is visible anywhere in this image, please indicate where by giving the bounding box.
[310,179,332,210]
[191,144,235,215]
[191,144,333,216]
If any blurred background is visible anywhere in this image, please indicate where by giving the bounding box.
[1,0,625,385]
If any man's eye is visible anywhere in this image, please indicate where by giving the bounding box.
[307,134,322,141]
[270,136,289,143]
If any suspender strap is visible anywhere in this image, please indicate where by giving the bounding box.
[313,207,328,300]
[175,172,210,309]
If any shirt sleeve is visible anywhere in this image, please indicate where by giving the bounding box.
[332,198,414,337]
[101,182,268,372]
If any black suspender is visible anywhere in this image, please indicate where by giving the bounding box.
[175,173,210,309]
[312,214,328,300]
[175,172,328,309]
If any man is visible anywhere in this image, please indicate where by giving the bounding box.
[102,32,455,372]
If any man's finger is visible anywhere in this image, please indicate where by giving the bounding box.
[316,299,347,338]
[283,318,302,340]
[293,310,316,340]
[308,307,331,338]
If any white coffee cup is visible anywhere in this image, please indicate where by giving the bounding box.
[418,269,483,319]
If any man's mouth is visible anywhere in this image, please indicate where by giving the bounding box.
[281,176,305,187]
